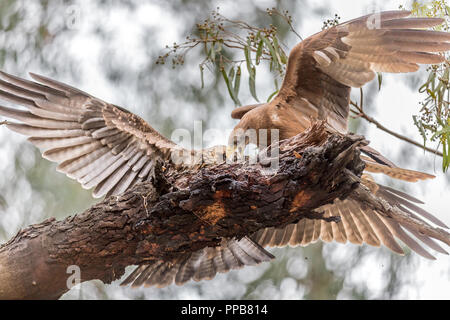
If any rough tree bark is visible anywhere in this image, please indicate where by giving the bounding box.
[0,122,367,299]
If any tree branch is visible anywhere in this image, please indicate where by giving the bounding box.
[350,100,443,157]
[0,122,367,299]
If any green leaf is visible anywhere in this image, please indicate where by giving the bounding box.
[261,35,279,70]
[209,43,216,62]
[272,37,284,66]
[419,71,436,93]
[413,115,427,148]
[244,45,259,102]
[442,136,450,171]
[279,48,288,65]
[234,66,241,99]
[222,67,241,106]
[445,137,450,171]
[244,45,253,78]
[256,39,263,65]
[377,73,382,91]
[431,125,450,140]
[216,40,222,53]
[427,88,436,100]
[249,66,259,102]
[228,66,235,83]
[267,89,278,102]
[199,65,205,89]
[272,36,287,65]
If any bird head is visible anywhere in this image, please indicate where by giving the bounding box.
[227,105,270,160]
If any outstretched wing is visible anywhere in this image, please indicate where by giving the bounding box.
[0,72,273,289]
[0,71,182,198]
[120,236,274,288]
[252,181,449,259]
[277,10,450,132]
[359,145,435,182]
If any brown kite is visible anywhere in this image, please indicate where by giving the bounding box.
[0,10,449,288]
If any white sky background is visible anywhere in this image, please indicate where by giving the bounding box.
[0,0,449,299]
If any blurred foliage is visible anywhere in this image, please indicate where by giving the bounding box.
[0,0,446,300]
[400,1,450,171]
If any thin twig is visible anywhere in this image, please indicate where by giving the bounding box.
[269,9,303,40]
[350,100,443,157]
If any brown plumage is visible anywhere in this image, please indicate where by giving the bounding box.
[0,10,449,289]
[230,10,450,263]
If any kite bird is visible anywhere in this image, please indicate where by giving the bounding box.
[0,10,449,288]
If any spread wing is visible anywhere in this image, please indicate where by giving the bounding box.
[0,71,273,288]
[277,10,450,132]
[252,181,449,259]
[0,71,183,198]
[120,236,274,288]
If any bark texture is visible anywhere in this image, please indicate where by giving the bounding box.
[0,123,366,299]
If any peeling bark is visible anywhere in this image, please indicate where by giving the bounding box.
[0,122,366,299]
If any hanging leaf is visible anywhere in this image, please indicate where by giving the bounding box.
[249,66,258,102]
[216,40,223,53]
[267,89,278,102]
[445,136,450,171]
[228,66,235,83]
[272,37,285,66]
[256,39,264,65]
[244,45,259,102]
[279,48,288,65]
[234,66,241,99]
[431,125,450,140]
[419,71,436,93]
[261,35,279,70]
[413,115,427,147]
[377,73,382,91]
[244,45,253,78]
[199,65,205,89]
[427,89,436,100]
[209,42,216,62]
[442,136,450,171]
[222,67,241,106]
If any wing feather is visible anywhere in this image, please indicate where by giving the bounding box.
[122,237,274,288]
[252,186,448,260]
[0,71,183,198]
[277,11,450,132]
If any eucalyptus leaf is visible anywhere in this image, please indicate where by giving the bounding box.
[267,89,278,102]
[256,39,263,65]
[222,67,241,106]
[234,66,241,98]
[249,66,258,102]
